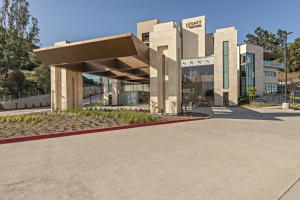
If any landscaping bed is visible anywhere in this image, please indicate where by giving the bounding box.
[291,104,300,110]
[241,102,277,108]
[0,109,207,139]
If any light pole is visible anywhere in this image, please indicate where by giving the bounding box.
[282,31,293,109]
[89,88,92,107]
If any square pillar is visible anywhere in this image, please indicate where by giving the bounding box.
[51,66,62,110]
[50,66,83,110]
[149,21,182,114]
[102,77,109,105]
[112,79,121,106]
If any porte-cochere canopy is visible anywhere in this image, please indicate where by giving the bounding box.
[34,33,150,83]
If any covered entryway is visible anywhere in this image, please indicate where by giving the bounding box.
[34,33,150,111]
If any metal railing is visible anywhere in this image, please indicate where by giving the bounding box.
[263,60,284,68]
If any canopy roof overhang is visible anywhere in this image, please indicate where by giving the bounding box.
[34,33,150,83]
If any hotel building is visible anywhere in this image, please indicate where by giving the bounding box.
[34,16,283,114]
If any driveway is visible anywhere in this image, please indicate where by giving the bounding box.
[0,107,300,200]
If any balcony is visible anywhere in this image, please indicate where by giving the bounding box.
[263,60,284,69]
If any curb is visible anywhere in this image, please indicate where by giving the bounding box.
[0,117,208,145]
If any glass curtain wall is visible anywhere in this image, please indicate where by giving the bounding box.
[182,65,214,106]
[223,41,229,89]
[264,83,278,94]
[119,81,150,105]
[240,53,255,96]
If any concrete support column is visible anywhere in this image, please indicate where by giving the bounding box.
[102,77,109,105]
[51,66,62,110]
[157,46,168,112]
[149,21,182,115]
[50,66,83,111]
[112,79,121,106]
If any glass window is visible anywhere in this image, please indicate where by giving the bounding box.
[240,53,255,96]
[207,65,214,75]
[264,83,278,94]
[264,71,277,77]
[108,78,112,93]
[246,53,255,87]
[223,92,229,105]
[241,54,246,64]
[223,41,229,89]
[182,65,215,106]
[142,33,149,43]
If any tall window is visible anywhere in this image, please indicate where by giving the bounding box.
[223,41,229,89]
[108,78,112,93]
[246,53,255,88]
[240,53,255,96]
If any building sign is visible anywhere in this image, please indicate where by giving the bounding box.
[185,20,202,29]
[181,56,215,67]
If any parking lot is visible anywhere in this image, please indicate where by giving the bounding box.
[0,107,300,200]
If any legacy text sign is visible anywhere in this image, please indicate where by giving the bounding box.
[185,20,202,29]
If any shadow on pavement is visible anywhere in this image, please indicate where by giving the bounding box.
[192,106,300,121]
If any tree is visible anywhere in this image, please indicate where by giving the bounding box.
[6,70,26,97]
[248,86,256,102]
[245,27,280,52]
[0,0,40,85]
[31,64,50,94]
[287,38,300,72]
[83,76,95,86]
[245,27,300,72]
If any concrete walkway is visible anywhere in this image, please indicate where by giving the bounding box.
[1,107,300,199]
[280,178,300,200]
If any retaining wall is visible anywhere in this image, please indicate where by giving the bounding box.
[0,94,51,110]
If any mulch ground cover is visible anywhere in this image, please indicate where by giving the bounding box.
[0,111,208,139]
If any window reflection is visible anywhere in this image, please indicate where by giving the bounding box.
[240,53,255,96]
[182,65,214,106]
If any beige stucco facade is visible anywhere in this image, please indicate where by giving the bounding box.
[214,27,239,106]
[264,67,280,85]
[240,44,264,96]
[147,21,182,114]
[239,44,281,96]
[181,16,206,59]
[137,19,159,43]
[37,15,284,114]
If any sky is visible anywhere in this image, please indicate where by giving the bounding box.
[21,0,300,47]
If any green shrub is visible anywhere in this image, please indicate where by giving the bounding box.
[110,110,159,124]
[64,109,160,124]
[248,86,256,102]
[242,102,276,107]
[238,96,250,105]
[0,115,42,124]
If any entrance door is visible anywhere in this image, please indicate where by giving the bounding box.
[223,92,229,106]
[108,94,112,105]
